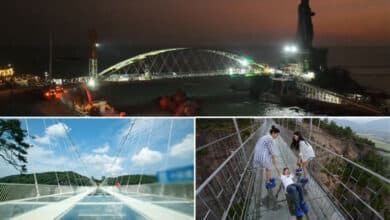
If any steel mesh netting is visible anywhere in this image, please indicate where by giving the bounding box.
[242,119,344,220]
[196,119,265,220]
[0,183,80,201]
[277,118,390,220]
[196,119,264,187]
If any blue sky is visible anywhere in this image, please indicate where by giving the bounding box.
[0,118,194,179]
[327,117,381,124]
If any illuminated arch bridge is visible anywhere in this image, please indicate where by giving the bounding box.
[98,48,271,81]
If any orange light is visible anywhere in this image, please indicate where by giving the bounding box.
[0,68,14,77]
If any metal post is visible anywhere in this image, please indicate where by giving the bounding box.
[295,118,298,131]
[309,118,313,141]
[286,119,289,130]
[160,120,173,196]
[25,119,40,197]
[45,119,62,193]
[66,172,72,191]
[49,32,53,81]
[317,119,321,132]
[233,118,247,160]
[233,118,243,145]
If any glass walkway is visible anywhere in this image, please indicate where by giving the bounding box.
[0,186,193,220]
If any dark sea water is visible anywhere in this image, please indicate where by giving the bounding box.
[327,47,390,94]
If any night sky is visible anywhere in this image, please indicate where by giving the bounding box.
[0,0,389,74]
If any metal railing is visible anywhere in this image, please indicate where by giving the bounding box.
[116,183,194,200]
[244,120,344,220]
[197,118,389,220]
[0,183,87,202]
[296,82,382,114]
[196,119,263,189]
[277,118,390,220]
[196,119,265,220]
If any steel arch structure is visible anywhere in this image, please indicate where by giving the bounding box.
[98,48,266,80]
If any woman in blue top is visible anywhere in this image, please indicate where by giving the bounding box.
[253,125,280,189]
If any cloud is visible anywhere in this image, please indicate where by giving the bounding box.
[93,143,110,154]
[81,154,125,175]
[68,145,78,152]
[132,147,163,166]
[33,122,70,145]
[29,146,53,158]
[169,134,194,158]
[34,135,51,145]
[46,123,70,137]
[25,145,74,173]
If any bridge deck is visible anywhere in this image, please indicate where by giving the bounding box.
[0,186,193,220]
[246,121,345,220]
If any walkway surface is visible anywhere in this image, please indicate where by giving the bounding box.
[0,186,194,220]
[246,120,345,220]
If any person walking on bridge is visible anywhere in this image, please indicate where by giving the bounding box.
[253,125,280,189]
[291,131,315,183]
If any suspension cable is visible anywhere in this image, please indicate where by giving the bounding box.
[160,120,174,196]
[137,120,154,193]
[56,119,95,186]
[102,119,136,186]
[24,119,40,197]
[42,119,62,193]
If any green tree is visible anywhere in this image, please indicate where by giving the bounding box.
[0,119,32,173]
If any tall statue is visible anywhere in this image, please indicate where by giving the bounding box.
[297,0,315,50]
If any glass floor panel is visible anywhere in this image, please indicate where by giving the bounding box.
[59,189,148,220]
[152,202,194,216]
[79,196,120,203]
[128,195,179,202]
[0,203,45,219]
[24,196,72,202]
[58,204,148,220]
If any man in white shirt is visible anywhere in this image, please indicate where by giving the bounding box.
[276,166,309,217]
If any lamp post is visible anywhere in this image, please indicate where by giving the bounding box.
[283,44,299,54]
[44,72,49,82]
[283,44,301,73]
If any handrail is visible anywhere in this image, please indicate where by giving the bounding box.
[311,158,385,220]
[196,124,256,152]
[196,126,260,194]
[222,149,255,219]
[278,121,389,184]
[310,141,390,185]
[277,120,389,220]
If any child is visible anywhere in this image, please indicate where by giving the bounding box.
[276,166,309,217]
[253,125,280,189]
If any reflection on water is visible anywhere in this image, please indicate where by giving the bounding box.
[200,99,312,116]
[351,74,390,94]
